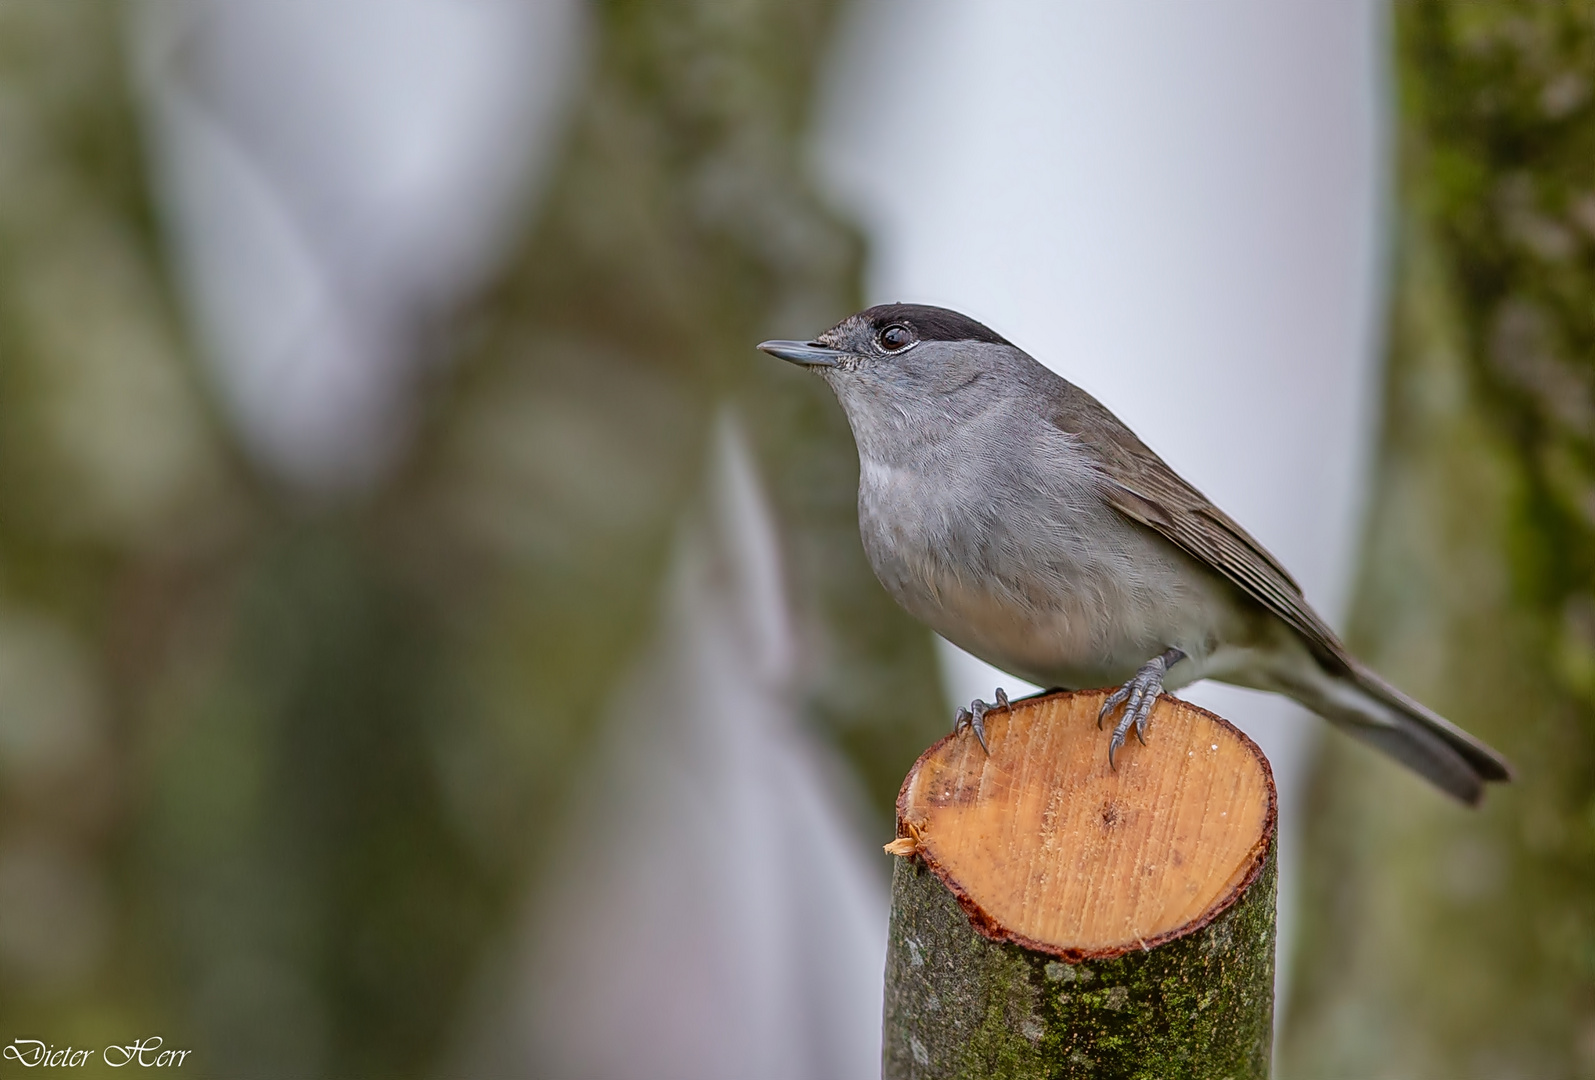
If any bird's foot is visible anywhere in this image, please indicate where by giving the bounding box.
[954,688,1011,754]
[1097,648,1186,768]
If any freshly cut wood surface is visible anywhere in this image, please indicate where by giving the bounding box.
[894,689,1274,958]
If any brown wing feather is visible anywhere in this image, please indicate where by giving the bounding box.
[1050,384,1354,674]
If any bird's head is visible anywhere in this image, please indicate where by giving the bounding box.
[758,303,1023,456]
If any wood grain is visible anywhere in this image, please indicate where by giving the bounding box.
[895,689,1274,959]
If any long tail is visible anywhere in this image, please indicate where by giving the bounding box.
[1287,661,1512,806]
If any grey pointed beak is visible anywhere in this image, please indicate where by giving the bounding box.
[757,339,844,367]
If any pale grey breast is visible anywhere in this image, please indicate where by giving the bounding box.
[855,406,1239,689]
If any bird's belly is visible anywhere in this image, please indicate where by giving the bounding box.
[906,561,1194,690]
[922,579,1139,688]
[859,471,1239,690]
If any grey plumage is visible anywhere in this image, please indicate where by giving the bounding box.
[759,303,1511,805]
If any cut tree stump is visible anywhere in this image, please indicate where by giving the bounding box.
[882,689,1277,1080]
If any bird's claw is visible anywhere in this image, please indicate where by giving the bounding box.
[954,688,1011,754]
[1099,648,1186,769]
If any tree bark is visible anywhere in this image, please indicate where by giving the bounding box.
[882,690,1277,1079]
[1282,5,1595,1075]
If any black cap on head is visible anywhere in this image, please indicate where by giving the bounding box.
[859,303,1011,347]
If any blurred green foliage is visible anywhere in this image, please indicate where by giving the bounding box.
[0,2,943,1076]
[1285,2,1595,1075]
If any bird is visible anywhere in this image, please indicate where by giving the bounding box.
[757,303,1512,805]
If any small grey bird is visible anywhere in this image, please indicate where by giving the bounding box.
[759,303,1511,805]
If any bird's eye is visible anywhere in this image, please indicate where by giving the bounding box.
[880,325,913,351]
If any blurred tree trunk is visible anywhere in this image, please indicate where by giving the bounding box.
[1283,3,1595,1076]
[0,1,945,1078]
[407,0,949,838]
[154,0,949,1070]
[0,0,233,1047]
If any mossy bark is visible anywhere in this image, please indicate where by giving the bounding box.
[883,844,1276,1079]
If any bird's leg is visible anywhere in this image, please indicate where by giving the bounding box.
[954,687,1011,754]
[1097,648,1186,768]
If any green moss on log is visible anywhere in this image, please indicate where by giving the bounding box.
[883,845,1276,1080]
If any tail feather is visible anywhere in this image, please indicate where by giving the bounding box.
[1351,663,1513,782]
[1289,662,1512,806]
